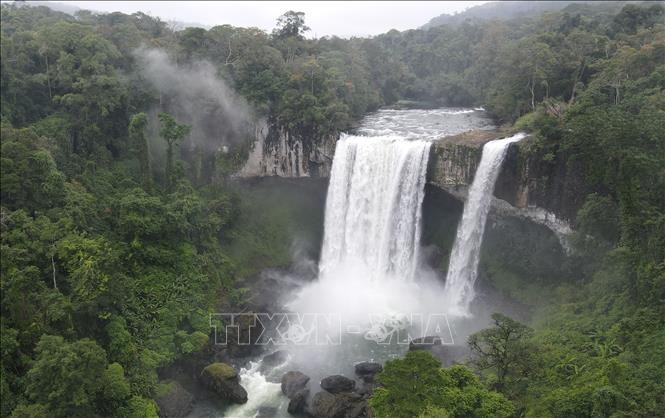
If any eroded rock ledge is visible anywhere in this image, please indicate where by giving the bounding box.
[428,128,589,242]
[236,126,588,240]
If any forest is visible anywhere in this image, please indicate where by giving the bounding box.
[1,1,664,417]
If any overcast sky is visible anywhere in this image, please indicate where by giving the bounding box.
[56,1,488,38]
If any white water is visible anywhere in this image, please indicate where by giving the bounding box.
[223,362,287,418]
[319,134,431,281]
[289,133,437,338]
[442,133,526,316]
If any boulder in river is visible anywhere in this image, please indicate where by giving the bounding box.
[321,375,356,394]
[287,388,309,414]
[200,362,248,404]
[354,362,382,383]
[281,370,310,399]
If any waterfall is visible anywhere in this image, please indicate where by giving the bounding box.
[443,133,526,316]
[319,134,431,281]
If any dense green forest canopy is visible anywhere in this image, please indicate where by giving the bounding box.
[1,1,664,417]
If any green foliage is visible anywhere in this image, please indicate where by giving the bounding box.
[1,2,664,417]
[370,351,514,418]
[22,335,128,417]
[468,314,534,400]
[273,11,310,39]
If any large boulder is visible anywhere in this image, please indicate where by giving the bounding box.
[321,375,356,394]
[281,371,310,399]
[200,363,248,404]
[308,391,367,418]
[155,380,194,418]
[354,362,382,383]
[287,389,309,414]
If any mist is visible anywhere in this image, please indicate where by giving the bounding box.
[133,47,258,153]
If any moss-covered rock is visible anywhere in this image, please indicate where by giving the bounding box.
[200,363,247,404]
[155,380,194,418]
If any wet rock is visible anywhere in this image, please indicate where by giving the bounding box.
[356,381,377,397]
[287,389,309,414]
[263,350,290,366]
[200,362,248,404]
[321,375,356,394]
[155,380,194,418]
[308,391,367,418]
[354,362,382,383]
[257,406,278,418]
[281,371,310,399]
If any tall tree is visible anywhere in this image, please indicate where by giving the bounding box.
[129,112,150,186]
[157,112,190,188]
[273,11,309,39]
[468,313,533,394]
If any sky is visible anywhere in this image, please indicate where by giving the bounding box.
[51,1,489,38]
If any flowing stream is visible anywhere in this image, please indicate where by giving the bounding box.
[442,133,526,316]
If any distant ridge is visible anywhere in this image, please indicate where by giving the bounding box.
[421,1,625,29]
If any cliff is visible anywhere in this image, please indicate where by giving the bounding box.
[236,124,587,237]
[428,129,590,240]
[237,120,337,178]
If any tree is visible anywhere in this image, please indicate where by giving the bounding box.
[129,112,150,185]
[369,351,514,418]
[158,112,190,188]
[468,313,533,395]
[273,11,310,39]
[23,335,130,417]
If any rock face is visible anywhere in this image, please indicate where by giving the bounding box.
[281,371,311,399]
[155,380,194,418]
[321,375,356,394]
[238,120,337,178]
[200,363,248,404]
[427,128,584,239]
[287,389,309,414]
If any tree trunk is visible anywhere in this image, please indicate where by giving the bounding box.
[529,78,535,111]
[569,62,585,104]
[166,143,173,188]
[44,54,52,100]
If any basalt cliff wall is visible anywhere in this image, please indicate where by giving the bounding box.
[237,126,588,232]
[427,129,588,227]
[236,120,337,178]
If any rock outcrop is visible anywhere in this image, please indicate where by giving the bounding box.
[155,380,194,418]
[238,120,337,178]
[281,371,311,399]
[427,128,584,241]
[354,362,382,383]
[237,124,585,239]
[200,363,248,404]
[321,375,356,394]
